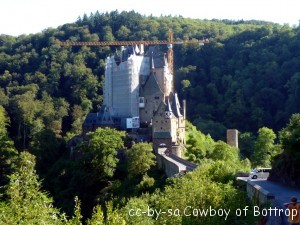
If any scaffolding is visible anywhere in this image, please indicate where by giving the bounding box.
[104,48,150,122]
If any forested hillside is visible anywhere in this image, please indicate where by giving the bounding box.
[1,11,300,142]
[0,10,300,224]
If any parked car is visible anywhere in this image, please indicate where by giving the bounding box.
[249,168,271,179]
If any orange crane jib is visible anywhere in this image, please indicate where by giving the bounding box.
[57,39,209,47]
[56,33,208,87]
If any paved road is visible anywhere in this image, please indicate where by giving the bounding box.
[250,179,300,225]
[158,147,197,174]
[162,153,188,171]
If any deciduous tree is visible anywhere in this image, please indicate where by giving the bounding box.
[81,128,125,178]
[251,127,276,167]
[127,143,156,178]
[0,152,66,225]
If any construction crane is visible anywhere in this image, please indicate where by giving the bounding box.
[56,31,208,76]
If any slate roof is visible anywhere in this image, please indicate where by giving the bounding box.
[153,101,166,118]
[140,73,163,96]
[83,113,99,127]
[83,105,114,127]
[166,98,172,112]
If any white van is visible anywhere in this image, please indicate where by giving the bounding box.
[249,168,271,179]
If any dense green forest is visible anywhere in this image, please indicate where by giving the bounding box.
[0,106,255,224]
[1,10,300,224]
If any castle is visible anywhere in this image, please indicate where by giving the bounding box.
[83,45,185,157]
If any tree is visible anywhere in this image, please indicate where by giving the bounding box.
[286,73,300,115]
[80,128,125,178]
[0,106,18,187]
[29,129,65,175]
[139,162,255,225]
[0,88,8,106]
[67,196,83,225]
[0,152,66,225]
[279,113,300,155]
[180,79,191,99]
[0,105,11,141]
[127,143,156,178]
[116,25,131,40]
[67,101,91,138]
[102,26,115,41]
[86,202,126,225]
[210,140,239,162]
[251,127,276,167]
[269,114,300,187]
[120,197,154,225]
[185,122,215,162]
[87,205,105,225]
[194,118,227,141]
[239,132,255,159]
[39,92,69,137]
[9,86,42,148]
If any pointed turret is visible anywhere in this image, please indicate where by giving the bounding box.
[165,98,173,119]
[171,93,182,118]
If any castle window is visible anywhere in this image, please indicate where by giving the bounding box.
[161,127,163,130]
[139,97,145,108]
[154,96,160,100]
[160,113,163,116]
[145,110,147,114]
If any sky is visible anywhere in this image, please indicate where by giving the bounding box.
[1,0,299,36]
